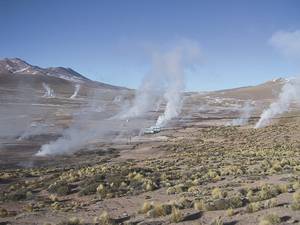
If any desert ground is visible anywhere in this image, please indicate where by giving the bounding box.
[1,61,300,225]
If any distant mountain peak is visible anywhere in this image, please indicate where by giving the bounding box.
[271,77,289,83]
[269,77,300,85]
[2,57,30,67]
[0,58,89,82]
[45,66,89,82]
[6,57,28,63]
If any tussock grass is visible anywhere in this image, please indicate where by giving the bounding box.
[259,214,280,225]
[169,207,183,223]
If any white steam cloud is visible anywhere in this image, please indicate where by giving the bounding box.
[155,43,201,127]
[35,87,150,156]
[42,83,55,98]
[18,122,50,140]
[118,68,163,119]
[70,84,80,99]
[155,47,187,126]
[255,79,300,128]
[120,40,201,128]
[36,40,201,156]
[228,101,254,126]
[269,30,300,59]
[255,30,300,128]
[36,123,96,156]
[36,89,115,156]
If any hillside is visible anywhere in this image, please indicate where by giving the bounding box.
[0,58,126,96]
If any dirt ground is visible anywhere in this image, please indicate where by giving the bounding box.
[1,76,300,225]
[1,114,300,225]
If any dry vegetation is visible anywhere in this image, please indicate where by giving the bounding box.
[1,117,300,224]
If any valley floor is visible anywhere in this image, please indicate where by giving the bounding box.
[2,116,300,225]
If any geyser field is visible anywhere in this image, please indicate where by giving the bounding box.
[1,58,300,225]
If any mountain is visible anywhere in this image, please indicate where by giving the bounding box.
[0,58,89,82]
[0,58,125,91]
[206,77,288,101]
[0,57,290,103]
[45,67,89,82]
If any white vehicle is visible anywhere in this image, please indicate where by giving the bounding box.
[143,126,161,134]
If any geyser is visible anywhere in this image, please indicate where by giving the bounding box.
[255,78,300,128]
[42,83,55,98]
[36,40,201,156]
[228,101,254,126]
[155,43,201,127]
[120,40,201,128]
[70,84,80,99]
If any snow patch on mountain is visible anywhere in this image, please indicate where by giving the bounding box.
[0,58,89,83]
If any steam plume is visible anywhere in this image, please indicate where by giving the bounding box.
[120,40,201,127]
[35,89,143,156]
[255,79,300,128]
[156,43,201,127]
[228,101,254,126]
[36,124,94,156]
[269,30,300,59]
[255,30,300,128]
[18,122,49,140]
[118,69,163,119]
[70,84,80,99]
[0,82,40,140]
[36,40,201,156]
[42,83,55,98]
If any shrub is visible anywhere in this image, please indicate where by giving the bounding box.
[276,184,288,193]
[167,186,176,195]
[0,208,8,218]
[142,179,158,191]
[161,204,172,215]
[133,173,144,181]
[228,194,243,208]
[213,199,230,210]
[139,201,153,214]
[57,217,83,225]
[264,198,277,208]
[56,185,71,196]
[175,184,188,193]
[246,202,261,213]
[26,191,33,200]
[210,216,223,225]
[207,170,221,182]
[291,191,300,210]
[49,194,58,202]
[96,184,106,195]
[169,207,183,223]
[291,202,300,210]
[258,185,279,201]
[48,182,71,196]
[194,199,206,211]
[293,190,300,203]
[79,183,98,196]
[147,203,166,218]
[94,211,115,225]
[51,201,61,211]
[292,182,300,190]
[211,188,226,199]
[176,197,193,209]
[7,189,27,201]
[23,203,34,212]
[246,190,258,202]
[226,208,235,217]
[259,214,280,225]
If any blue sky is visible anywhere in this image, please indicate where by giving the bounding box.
[1,0,300,91]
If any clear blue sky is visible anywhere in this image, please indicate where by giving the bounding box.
[1,0,300,91]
